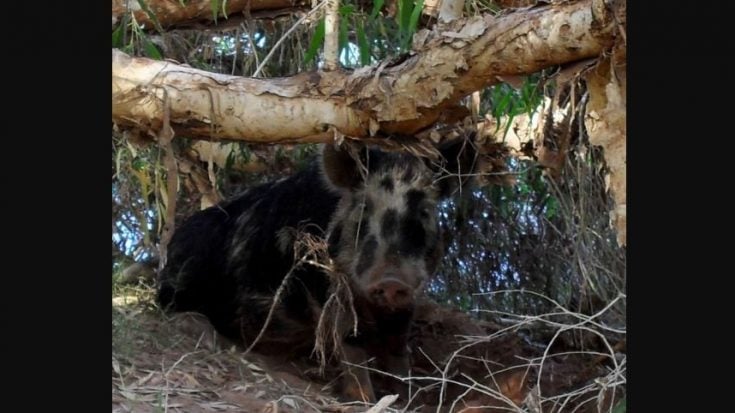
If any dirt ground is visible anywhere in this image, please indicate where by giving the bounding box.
[112,284,625,413]
[113,290,345,413]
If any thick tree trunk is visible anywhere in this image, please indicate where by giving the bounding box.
[113,0,623,144]
[112,0,307,30]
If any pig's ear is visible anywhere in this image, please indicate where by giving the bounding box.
[321,143,368,191]
[432,135,479,199]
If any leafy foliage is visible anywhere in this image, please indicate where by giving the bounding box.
[303,0,431,68]
[112,9,162,59]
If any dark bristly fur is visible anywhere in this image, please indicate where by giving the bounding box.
[157,139,477,401]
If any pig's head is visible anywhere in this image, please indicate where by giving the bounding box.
[321,139,478,314]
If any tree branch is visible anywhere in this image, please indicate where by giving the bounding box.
[112,0,622,144]
[324,0,340,70]
[112,0,308,30]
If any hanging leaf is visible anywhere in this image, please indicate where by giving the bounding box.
[136,0,164,32]
[304,18,325,64]
[398,0,412,34]
[370,0,385,20]
[210,0,221,24]
[221,0,229,19]
[339,13,349,59]
[544,195,558,219]
[407,0,425,41]
[494,90,512,117]
[112,24,125,48]
[337,6,353,62]
[356,23,371,66]
[142,36,162,60]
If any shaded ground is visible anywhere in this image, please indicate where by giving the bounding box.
[112,284,625,413]
[113,289,345,412]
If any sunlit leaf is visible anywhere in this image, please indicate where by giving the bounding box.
[221,0,229,19]
[210,0,221,24]
[132,157,147,171]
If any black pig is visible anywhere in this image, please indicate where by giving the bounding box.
[157,139,477,401]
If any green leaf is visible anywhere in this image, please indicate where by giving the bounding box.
[407,0,424,39]
[398,0,412,33]
[339,15,349,59]
[490,185,503,206]
[121,44,136,54]
[518,181,530,195]
[225,148,235,172]
[112,24,125,48]
[210,0,221,24]
[501,112,515,141]
[370,0,385,20]
[142,37,162,60]
[356,23,371,66]
[611,399,626,413]
[544,196,558,219]
[304,18,325,64]
[132,157,147,171]
[136,0,164,32]
[237,143,251,162]
[495,91,512,117]
[339,4,355,16]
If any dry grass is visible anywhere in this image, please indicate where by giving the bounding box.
[113,285,343,413]
[113,279,625,413]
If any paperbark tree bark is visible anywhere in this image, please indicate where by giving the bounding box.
[112,0,622,144]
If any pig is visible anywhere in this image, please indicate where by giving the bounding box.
[156,138,478,402]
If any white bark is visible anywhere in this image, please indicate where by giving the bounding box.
[112,0,622,144]
[324,0,340,71]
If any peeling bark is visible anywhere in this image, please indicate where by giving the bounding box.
[585,44,626,247]
[189,141,267,173]
[112,0,307,30]
[438,0,465,23]
[113,0,622,144]
[178,152,223,209]
[439,0,464,23]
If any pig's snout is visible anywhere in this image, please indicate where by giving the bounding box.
[367,279,413,310]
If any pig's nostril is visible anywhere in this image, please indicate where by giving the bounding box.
[368,280,412,308]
